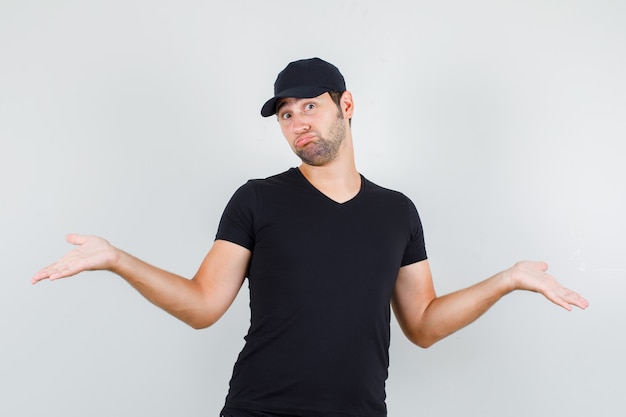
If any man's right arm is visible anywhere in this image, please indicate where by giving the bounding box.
[32,234,251,329]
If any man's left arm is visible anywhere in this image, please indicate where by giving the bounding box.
[391,259,589,348]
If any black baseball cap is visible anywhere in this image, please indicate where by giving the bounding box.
[260,57,346,117]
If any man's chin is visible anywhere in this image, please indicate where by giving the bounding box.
[298,153,335,167]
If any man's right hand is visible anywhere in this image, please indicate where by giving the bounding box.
[32,234,119,284]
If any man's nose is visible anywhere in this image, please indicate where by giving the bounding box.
[291,113,310,133]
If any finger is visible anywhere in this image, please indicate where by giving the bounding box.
[533,260,549,272]
[46,264,83,281]
[49,267,77,281]
[550,288,589,311]
[31,270,49,284]
[66,233,86,245]
[31,262,59,284]
[555,298,574,311]
[32,255,85,283]
[544,288,572,311]
[566,291,590,310]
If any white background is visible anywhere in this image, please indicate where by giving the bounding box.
[1,1,625,416]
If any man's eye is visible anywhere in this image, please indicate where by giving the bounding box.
[304,103,315,111]
[281,112,292,120]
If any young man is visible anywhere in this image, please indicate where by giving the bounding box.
[33,58,589,417]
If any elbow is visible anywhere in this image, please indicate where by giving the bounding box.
[182,312,220,330]
[404,329,443,349]
[410,336,437,349]
[188,320,212,330]
[413,339,434,349]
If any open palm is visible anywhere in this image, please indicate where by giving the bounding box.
[32,234,119,284]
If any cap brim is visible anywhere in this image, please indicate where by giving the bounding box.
[260,86,331,117]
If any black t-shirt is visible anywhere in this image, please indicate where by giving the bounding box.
[216,168,427,417]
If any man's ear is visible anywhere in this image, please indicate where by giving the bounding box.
[341,91,354,119]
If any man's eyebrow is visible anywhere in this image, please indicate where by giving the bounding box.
[276,100,288,113]
[276,96,319,113]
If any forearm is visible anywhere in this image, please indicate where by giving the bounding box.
[111,249,214,328]
[416,271,514,347]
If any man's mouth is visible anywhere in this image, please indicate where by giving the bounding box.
[295,134,316,148]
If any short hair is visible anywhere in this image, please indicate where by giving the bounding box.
[328,90,352,126]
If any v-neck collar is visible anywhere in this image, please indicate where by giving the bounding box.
[293,167,364,206]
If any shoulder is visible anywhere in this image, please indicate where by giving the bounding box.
[248,167,301,188]
[359,176,423,228]
[361,175,415,206]
[228,168,303,211]
[230,168,299,195]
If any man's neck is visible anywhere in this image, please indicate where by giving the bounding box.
[298,146,361,204]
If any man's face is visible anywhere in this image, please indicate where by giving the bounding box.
[275,93,347,166]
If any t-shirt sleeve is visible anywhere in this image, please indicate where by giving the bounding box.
[215,181,256,251]
[401,196,428,266]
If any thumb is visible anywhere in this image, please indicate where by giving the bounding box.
[65,233,87,245]
[534,260,549,273]
[519,260,548,273]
